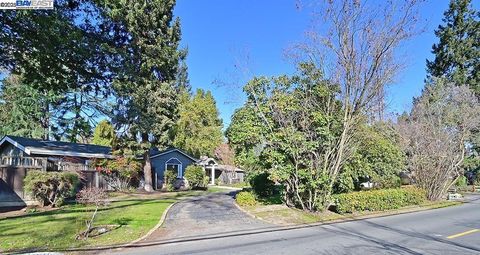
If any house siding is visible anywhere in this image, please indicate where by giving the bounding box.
[151,150,196,188]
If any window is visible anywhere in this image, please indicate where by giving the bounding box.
[165,158,183,178]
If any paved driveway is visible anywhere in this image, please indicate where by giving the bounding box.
[140,191,271,242]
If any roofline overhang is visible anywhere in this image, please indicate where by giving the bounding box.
[0,136,114,159]
[150,148,199,162]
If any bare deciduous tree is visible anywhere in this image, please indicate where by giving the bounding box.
[76,187,109,240]
[398,81,480,200]
[283,0,421,208]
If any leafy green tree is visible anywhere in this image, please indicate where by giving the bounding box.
[0,75,59,138]
[173,89,223,158]
[426,0,480,94]
[240,63,344,211]
[109,0,185,192]
[335,124,406,193]
[92,120,116,147]
[226,105,265,171]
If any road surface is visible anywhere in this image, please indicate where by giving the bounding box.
[109,194,480,255]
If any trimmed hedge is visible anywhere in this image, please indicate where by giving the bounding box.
[236,191,257,206]
[334,187,426,214]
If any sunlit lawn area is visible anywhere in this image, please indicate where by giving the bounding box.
[0,198,174,253]
[0,187,234,253]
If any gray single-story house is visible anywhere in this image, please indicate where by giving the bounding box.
[149,148,244,189]
[0,135,113,207]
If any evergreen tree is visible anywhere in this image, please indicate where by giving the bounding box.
[0,75,59,138]
[0,1,118,141]
[173,89,223,158]
[109,0,185,192]
[92,120,116,147]
[426,0,480,94]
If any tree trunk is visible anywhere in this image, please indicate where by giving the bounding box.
[143,151,153,192]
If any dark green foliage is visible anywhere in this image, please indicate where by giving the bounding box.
[249,171,276,198]
[184,165,207,189]
[336,124,406,193]
[334,187,427,214]
[426,0,480,94]
[173,89,223,158]
[108,0,186,191]
[0,1,118,141]
[235,191,257,207]
[0,75,54,138]
[234,63,343,211]
[226,105,265,171]
[24,170,79,207]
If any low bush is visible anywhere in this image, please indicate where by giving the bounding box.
[236,191,257,206]
[333,187,426,214]
[184,165,207,189]
[24,170,79,207]
[455,175,468,187]
[164,169,178,186]
[249,171,276,198]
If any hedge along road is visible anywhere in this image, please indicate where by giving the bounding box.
[109,194,480,255]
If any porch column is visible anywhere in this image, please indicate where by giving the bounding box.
[210,165,215,185]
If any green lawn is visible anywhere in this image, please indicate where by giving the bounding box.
[0,198,175,253]
[0,186,235,253]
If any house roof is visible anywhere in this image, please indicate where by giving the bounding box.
[150,147,199,162]
[0,135,113,159]
[197,156,218,166]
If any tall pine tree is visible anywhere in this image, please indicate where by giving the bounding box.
[109,0,185,191]
[426,0,480,94]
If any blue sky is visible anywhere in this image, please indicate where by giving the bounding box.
[174,0,478,127]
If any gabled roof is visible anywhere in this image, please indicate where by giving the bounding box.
[0,135,113,159]
[150,147,199,162]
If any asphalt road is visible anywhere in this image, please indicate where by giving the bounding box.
[110,194,480,255]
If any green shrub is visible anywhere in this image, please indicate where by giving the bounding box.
[334,187,426,214]
[164,169,177,185]
[184,165,206,189]
[456,175,468,187]
[24,170,79,207]
[166,183,175,192]
[236,191,257,206]
[249,171,276,198]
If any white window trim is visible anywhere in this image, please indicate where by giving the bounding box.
[165,157,183,178]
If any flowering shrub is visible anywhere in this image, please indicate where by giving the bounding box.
[95,157,142,191]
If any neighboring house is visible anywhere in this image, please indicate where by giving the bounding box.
[149,148,244,189]
[0,135,113,207]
